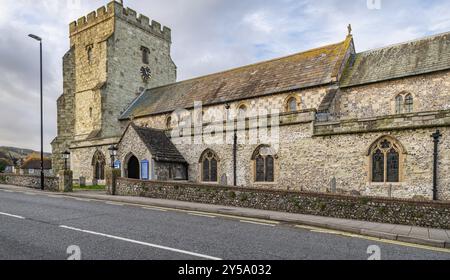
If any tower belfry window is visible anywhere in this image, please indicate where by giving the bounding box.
[86,44,93,63]
[141,46,150,64]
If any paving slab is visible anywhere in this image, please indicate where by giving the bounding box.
[429,229,450,241]
[409,227,430,239]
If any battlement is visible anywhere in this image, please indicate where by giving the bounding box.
[69,1,171,42]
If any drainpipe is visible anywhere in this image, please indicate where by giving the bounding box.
[233,131,237,186]
[431,130,442,201]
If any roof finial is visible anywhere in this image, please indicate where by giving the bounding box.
[118,0,124,5]
[347,24,352,36]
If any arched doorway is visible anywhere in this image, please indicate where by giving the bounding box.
[92,150,105,181]
[127,155,140,179]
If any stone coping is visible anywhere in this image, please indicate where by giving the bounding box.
[314,109,450,136]
[0,173,58,180]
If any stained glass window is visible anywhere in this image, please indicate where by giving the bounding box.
[211,158,218,182]
[370,138,402,183]
[372,149,384,183]
[202,158,210,182]
[387,148,399,182]
[265,156,274,182]
[255,156,265,182]
[253,146,275,182]
[201,150,219,182]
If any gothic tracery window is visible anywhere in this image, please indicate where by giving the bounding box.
[369,137,403,183]
[252,145,275,182]
[92,150,105,181]
[200,150,219,182]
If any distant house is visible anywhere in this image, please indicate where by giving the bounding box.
[20,157,53,176]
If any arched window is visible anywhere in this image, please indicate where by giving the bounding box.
[368,137,404,183]
[141,46,150,64]
[200,150,219,182]
[166,116,172,129]
[238,105,247,119]
[286,97,298,112]
[91,150,105,181]
[86,44,93,64]
[405,94,413,113]
[395,95,403,114]
[252,145,276,182]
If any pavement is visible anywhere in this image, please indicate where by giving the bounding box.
[0,184,449,259]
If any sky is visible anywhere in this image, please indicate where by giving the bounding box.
[0,0,449,152]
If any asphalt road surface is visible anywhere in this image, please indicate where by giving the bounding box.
[0,189,449,260]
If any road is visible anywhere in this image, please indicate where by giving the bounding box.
[0,188,449,260]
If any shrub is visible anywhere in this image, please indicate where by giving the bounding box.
[239,193,248,202]
[227,191,236,199]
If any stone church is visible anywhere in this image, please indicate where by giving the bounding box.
[52,1,450,201]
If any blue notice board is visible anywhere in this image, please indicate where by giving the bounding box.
[141,160,149,180]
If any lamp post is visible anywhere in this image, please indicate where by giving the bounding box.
[225,103,237,186]
[431,130,442,201]
[108,145,118,196]
[62,151,70,171]
[28,34,44,190]
[108,145,118,168]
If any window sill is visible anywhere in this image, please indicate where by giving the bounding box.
[253,181,277,185]
[368,182,403,186]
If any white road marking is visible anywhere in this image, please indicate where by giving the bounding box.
[46,195,62,198]
[59,225,222,260]
[24,192,37,196]
[186,211,279,224]
[188,213,216,219]
[240,220,275,227]
[141,206,168,212]
[72,198,92,202]
[2,190,15,193]
[104,202,124,206]
[294,225,450,254]
[0,212,25,220]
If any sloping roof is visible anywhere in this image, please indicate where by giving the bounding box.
[128,124,187,163]
[21,158,52,170]
[341,31,450,87]
[120,37,353,119]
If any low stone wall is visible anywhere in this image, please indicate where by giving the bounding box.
[115,178,450,229]
[0,173,59,192]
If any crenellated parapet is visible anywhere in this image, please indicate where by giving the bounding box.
[69,1,172,42]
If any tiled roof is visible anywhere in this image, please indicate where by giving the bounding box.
[120,37,353,119]
[340,31,450,87]
[129,124,187,163]
[21,158,52,170]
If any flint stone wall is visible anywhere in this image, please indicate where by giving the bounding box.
[115,178,450,229]
[0,174,59,192]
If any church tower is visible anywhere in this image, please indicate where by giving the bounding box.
[52,1,177,178]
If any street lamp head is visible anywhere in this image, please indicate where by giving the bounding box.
[108,145,118,157]
[28,34,42,41]
[62,150,70,160]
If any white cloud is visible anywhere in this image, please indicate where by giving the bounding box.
[0,0,448,152]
